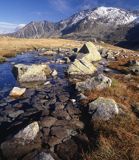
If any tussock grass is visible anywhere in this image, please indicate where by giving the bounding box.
[83,114,139,160]
[82,72,139,160]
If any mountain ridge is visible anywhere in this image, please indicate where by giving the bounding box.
[7,6,139,49]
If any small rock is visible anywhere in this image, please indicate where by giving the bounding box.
[44,81,51,85]
[40,117,57,128]
[52,69,58,76]
[8,110,24,118]
[9,87,26,97]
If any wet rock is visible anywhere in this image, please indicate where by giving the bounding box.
[89,97,119,121]
[52,69,58,77]
[8,110,24,119]
[13,63,52,82]
[76,74,112,93]
[22,151,56,160]
[44,81,51,86]
[39,50,57,56]
[54,102,65,110]
[51,126,74,139]
[55,139,79,160]
[34,152,55,160]
[62,57,71,64]
[40,117,57,128]
[58,94,69,103]
[9,87,26,97]
[52,110,71,120]
[1,122,41,159]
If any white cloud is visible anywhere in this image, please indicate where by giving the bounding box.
[0,22,25,34]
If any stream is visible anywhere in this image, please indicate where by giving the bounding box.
[0,50,123,160]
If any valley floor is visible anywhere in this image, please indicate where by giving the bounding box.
[0,38,138,160]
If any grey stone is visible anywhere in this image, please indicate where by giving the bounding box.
[89,97,119,121]
[76,74,112,93]
[1,122,41,159]
[40,117,57,128]
[13,63,52,82]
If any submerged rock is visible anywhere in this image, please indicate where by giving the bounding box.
[1,122,41,159]
[76,74,112,93]
[9,87,26,97]
[89,97,119,121]
[13,63,52,82]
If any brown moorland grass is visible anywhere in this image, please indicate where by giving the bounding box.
[82,56,139,160]
[0,37,83,58]
[83,74,139,109]
[83,114,139,160]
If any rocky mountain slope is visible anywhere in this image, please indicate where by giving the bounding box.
[8,7,139,48]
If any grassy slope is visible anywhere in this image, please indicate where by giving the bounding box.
[82,55,139,160]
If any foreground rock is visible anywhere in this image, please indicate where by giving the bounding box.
[89,97,119,121]
[9,87,26,97]
[67,59,97,75]
[13,64,52,82]
[78,41,102,62]
[1,122,41,159]
[76,74,112,93]
[67,42,101,75]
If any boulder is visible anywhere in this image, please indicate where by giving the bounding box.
[76,74,112,93]
[89,97,119,121]
[13,64,52,82]
[9,87,26,97]
[78,42,102,62]
[67,42,101,75]
[67,59,96,75]
[1,122,41,159]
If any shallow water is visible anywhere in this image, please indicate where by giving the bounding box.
[0,52,67,99]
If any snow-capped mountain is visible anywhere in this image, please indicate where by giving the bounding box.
[61,6,138,27]
[8,6,139,48]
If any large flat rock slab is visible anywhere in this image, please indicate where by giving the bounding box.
[13,63,52,82]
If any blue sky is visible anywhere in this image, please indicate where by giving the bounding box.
[0,0,139,33]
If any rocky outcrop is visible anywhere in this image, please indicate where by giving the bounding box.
[1,122,41,159]
[89,97,119,121]
[13,64,52,82]
[76,74,112,93]
[67,42,101,75]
